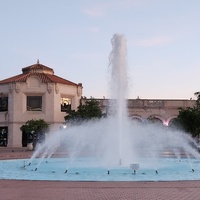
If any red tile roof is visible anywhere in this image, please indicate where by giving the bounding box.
[22,62,54,74]
[0,63,79,86]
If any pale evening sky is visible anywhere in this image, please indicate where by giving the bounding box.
[0,0,200,100]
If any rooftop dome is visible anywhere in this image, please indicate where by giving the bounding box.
[22,60,54,75]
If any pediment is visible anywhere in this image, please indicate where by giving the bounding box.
[27,76,41,87]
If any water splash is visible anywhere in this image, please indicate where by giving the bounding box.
[26,34,200,174]
[108,34,129,164]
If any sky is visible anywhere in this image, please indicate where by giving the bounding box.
[0,0,200,100]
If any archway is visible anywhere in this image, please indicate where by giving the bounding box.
[168,117,180,129]
[130,115,145,124]
[147,115,164,126]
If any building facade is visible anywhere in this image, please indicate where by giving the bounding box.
[0,62,82,147]
[0,62,196,148]
[89,98,196,126]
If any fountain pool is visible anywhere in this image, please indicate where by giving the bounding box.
[0,157,200,181]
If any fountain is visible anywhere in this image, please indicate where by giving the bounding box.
[108,34,128,165]
[1,34,200,181]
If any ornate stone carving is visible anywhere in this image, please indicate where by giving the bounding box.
[15,83,20,93]
[47,83,52,94]
[77,83,82,97]
[55,83,59,94]
[27,77,40,88]
[9,84,13,93]
[128,100,144,108]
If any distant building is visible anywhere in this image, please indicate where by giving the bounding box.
[82,98,196,126]
[0,62,82,147]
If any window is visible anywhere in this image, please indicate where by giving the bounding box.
[0,97,8,112]
[61,97,71,112]
[27,96,42,111]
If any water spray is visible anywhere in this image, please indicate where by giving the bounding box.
[130,164,139,175]
[109,34,128,164]
[17,33,200,182]
[186,153,195,173]
[23,160,26,168]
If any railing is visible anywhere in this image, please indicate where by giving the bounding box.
[81,99,196,109]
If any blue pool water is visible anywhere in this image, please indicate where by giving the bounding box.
[0,157,200,181]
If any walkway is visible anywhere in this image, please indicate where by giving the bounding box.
[0,147,200,200]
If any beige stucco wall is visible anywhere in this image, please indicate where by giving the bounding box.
[0,77,82,147]
[94,99,196,126]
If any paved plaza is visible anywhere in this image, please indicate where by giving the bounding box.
[1,147,200,200]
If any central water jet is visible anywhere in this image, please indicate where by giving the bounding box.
[109,34,128,165]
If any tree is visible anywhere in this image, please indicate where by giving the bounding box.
[20,119,50,148]
[64,98,103,124]
[194,91,200,108]
[176,92,200,138]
